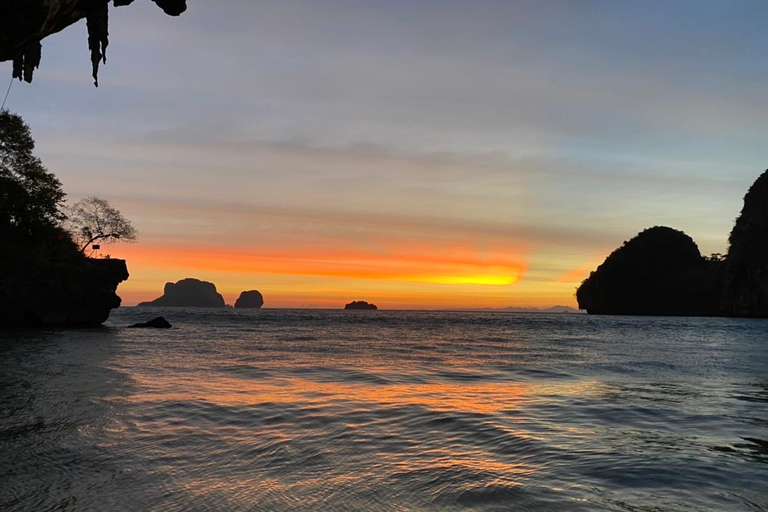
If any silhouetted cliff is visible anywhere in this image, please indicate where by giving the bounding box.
[0,233,129,327]
[344,301,378,310]
[139,278,225,307]
[577,170,768,317]
[722,171,768,316]
[234,290,264,309]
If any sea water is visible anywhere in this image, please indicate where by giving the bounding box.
[1,309,767,511]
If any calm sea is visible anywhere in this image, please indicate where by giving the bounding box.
[1,309,767,511]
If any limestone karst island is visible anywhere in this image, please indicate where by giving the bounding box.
[577,170,768,317]
[139,279,265,309]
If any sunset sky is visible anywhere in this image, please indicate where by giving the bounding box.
[4,1,768,308]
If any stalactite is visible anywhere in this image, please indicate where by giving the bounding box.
[85,0,109,87]
[12,42,42,83]
[1,0,187,85]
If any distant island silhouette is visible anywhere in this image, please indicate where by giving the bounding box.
[139,278,225,308]
[235,290,264,309]
[577,169,768,317]
[345,301,378,310]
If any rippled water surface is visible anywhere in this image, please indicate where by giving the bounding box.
[1,309,767,511]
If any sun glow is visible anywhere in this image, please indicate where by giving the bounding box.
[415,272,523,286]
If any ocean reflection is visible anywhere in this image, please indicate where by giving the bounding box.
[2,310,768,511]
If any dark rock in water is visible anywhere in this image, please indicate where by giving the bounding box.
[0,0,187,84]
[234,290,264,309]
[722,170,768,317]
[139,278,225,308]
[129,316,171,328]
[344,301,378,310]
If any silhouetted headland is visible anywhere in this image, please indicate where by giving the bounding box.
[234,290,264,309]
[139,278,226,307]
[344,301,378,310]
[577,169,768,317]
[0,0,186,85]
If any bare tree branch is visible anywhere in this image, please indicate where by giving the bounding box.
[65,196,137,254]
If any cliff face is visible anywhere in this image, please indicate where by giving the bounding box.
[0,241,129,327]
[722,170,768,317]
[139,278,225,307]
[0,0,186,84]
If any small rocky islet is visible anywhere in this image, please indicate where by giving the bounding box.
[344,301,378,310]
[234,290,264,309]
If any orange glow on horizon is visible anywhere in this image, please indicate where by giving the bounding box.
[104,237,584,309]
[110,239,531,306]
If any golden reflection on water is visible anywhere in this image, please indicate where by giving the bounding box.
[127,371,601,417]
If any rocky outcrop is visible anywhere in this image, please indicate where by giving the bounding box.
[344,301,378,310]
[234,290,264,309]
[139,278,225,307]
[577,169,768,317]
[0,0,186,85]
[0,246,129,327]
[722,171,768,316]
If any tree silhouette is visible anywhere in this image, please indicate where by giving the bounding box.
[66,196,137,254]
